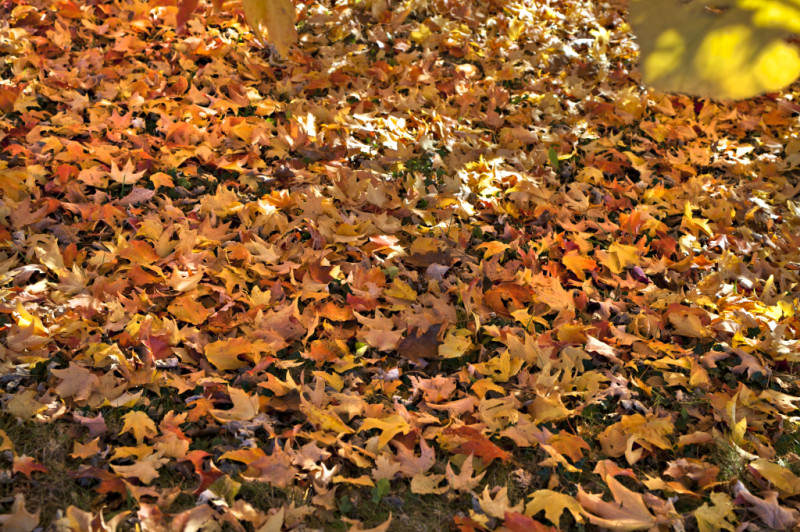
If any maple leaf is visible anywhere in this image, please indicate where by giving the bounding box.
[598,242,640,275]
[694,492,736,532]
[0,494,40,532]
[749,458,800,497]
[51,363,99,402]
[300,395,354,434]
[444,426,511,465]
[0,430,13,453]
[445,455,486,492]
[71,438,103,459]
[410,472,448,494]
[397,324,442,362]
[562,249,597,281]
[8,0,800,526]
[6,389,46,420]
[359,415,411,450]
[476,486,524,519]
[119,411,158,444]
[501,512,559,532]
[472,350,523,383]
[110,453,168,485]
[411,375,456,403]
[341,513,393,532]
[355,311,405,352]
[733,481,799,529]
[525,489,584,526]
[247,446,299,488]
[598,414,673,464]
[12,456,49,478]
[439,328,474,359]
[209,386,260,422]
[243,0,298,57]
[577,476,657,531]
[167,292,213,325]
[204,338,256,371]
[108,159,146,186]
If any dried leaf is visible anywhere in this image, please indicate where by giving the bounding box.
[243,0,298,57]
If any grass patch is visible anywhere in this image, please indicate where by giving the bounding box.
[0,414,101,527]
[709,440,747,482]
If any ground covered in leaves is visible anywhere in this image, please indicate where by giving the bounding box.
[1,0,800,530]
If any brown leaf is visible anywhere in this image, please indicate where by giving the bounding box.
[397,324,442,362]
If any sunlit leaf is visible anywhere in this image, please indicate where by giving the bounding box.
[629,0,800,99]
[243,0,298,57]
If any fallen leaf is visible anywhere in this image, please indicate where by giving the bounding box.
[525,489,584,526]
[0,494,40,532]
[210,386,260,422]
[243,0,298,57]
[119,411,158,444]
[577,475,656,531]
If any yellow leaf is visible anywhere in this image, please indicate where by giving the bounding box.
[732,416,748,446]
[476,241,510,259]
[110,453,168,485]
[333,474,375,486]
[384,279,416,301]
[472,351,523,383]
[168,292,212,325]
[300,396,354,434]
[694,492,736,532]
[6,389,45,421]
[0,430,13,453]
[750,459,800,497]
[525,489,585,525]
[13,302,47,336]
[438,329,473,359]
[210,386,259,423]
[243,0,297,57]
[562,250,597,281]
[667,309,712,338]
[119,411,158,444]
[410,23,432,45]
[599,243,640,275]
[312,371,344,392]
[204,338,253,371]
[529,394,572,424]
[359,414,411,449]
[629,0,800,99]
[682,203,714,237]
[410,473,448,494]
[108,159,146,185]
[598,414,673,465]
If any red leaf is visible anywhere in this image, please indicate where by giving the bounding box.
[502,512,559,532]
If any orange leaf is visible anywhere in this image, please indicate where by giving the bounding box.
[12,456,48,478]
[562,250,597,281]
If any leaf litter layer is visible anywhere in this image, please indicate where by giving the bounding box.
[1,0,800,530]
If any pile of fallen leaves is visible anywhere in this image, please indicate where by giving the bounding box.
[1,0,800,529]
